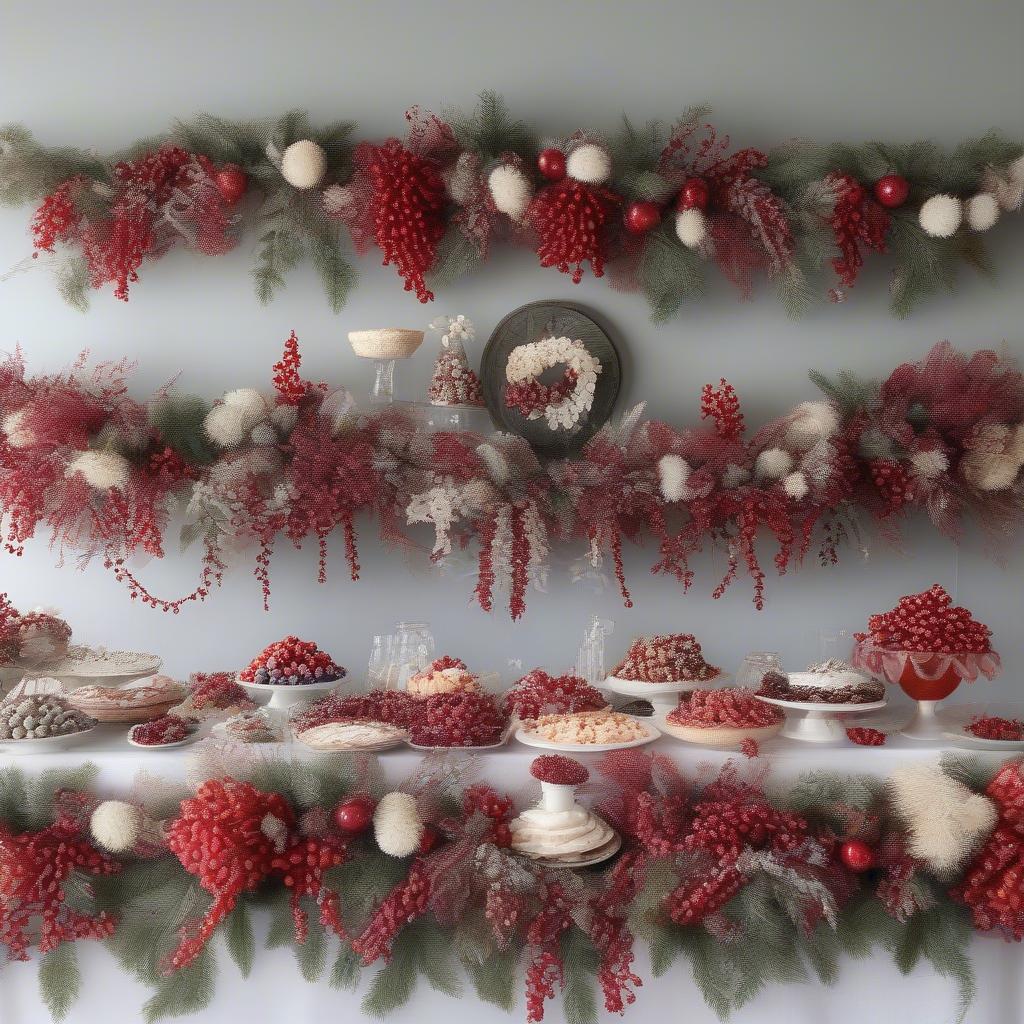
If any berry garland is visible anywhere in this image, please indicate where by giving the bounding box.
[2,95,1022,318]
[2,337,1024,619]
[1,752,1021,1024]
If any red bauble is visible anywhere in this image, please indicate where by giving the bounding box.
[625,201,661,233]
[840,839,875,873]
[215,165,248,206]
[537,148,567,181]
[874,174,910,209]
[676,177,710,211]
[418,825,439,855]
[333,796,376,835]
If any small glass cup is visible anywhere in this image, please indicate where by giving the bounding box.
[735,652,783,689]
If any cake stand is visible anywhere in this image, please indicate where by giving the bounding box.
[851,643,1000,741]
[603,674,727,714]
[348,328,424,404]
[754,695,887,743]
[27,646,162,690]
[236,676,341,711]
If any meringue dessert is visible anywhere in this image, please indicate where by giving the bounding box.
[526,709,650,745]
[295,719,407,751]
[406,656,480,697]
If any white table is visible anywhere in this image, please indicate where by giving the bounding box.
[2,728,1020,1024]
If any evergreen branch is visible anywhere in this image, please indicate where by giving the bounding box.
[225,900,255,977]
[38,943,81,1021]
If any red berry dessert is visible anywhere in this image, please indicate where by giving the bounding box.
[663,688,783,749]
[290,690,416,733]
[130,714,191,746]
[239,636,345,686]
[612,634,720,683]
[966,716,1024,742]
[407,690,509,748]
[530,754,590,786]
[502,669,607,720]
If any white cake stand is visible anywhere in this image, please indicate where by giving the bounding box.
[236,676,341,711]
[604,674,727,714]
[754,695,887,743]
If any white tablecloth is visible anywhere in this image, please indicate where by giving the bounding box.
[2,730,1021,1024]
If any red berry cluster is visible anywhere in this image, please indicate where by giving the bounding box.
[426,654,468,673]
[587,854,643,1013]
[740,737,760,758]
[291,689,416,732]
[357,139,447,302]
[613,633,720,683]
[239,635,345,684]
[30,178,82,253]
[269,835,349,944]
[271,331,308,406]
[530,754,589,786]
[846,727,888,746]
[502,668,606,720]
[504,369,579,418]
[627,790,691,857]
[967,716,1024,741]
[666,865,744,925]
[826,173,890,291]
[951,762,1024,938]
[700,378,745,440]
[684,789,809,866]
[188,672,255,712]
[667,688,782,729]
[352,859,431,964]
[130,714,190,746]
[524,882,573,1022]
[407,691,508,747]
[0,818,119,960]
[529,180,617,283]
[460,784,515,848]
[485,885,528,945]
[869,459,914,517]
[857,583,992,653]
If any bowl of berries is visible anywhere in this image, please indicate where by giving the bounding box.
[851,584,1000,740]
[237,636,346,710]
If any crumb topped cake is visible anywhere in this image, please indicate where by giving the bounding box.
[757,660,884,704]
[612,634,720,683]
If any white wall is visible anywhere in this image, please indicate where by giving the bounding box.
[0,0,1021,707]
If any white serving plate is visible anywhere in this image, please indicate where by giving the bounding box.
[236,675,341,710]
[604,673,730,712]
[295,724,408,753]
[941,730,1024,752]
[514,720,660,753]
[0,725,98,753]
[127,733,195,750]
[530,831,623,870]
[657,713,783,749]
[755,696,888,714]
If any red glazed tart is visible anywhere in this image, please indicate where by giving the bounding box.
[662,688,783,749]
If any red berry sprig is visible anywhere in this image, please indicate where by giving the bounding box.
[826,173,890,292]
[352,860,431,964]
[528,179,617,283]
[846,727,887,746]
[967,716,1024,742]
[271,330,308,406]
[700,379,745,440]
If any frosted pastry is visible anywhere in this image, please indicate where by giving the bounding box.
[407,656,480,696]
[526,709,649,745]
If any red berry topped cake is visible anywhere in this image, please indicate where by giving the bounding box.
[662,688,783,749]
[407,655,480,697]
[407,690,509,748]
[612,634,720,683]
[854,584,992,654]
[502,669,607,720]
[239,636,345,686]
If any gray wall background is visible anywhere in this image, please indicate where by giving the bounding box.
[0,0,1021,708]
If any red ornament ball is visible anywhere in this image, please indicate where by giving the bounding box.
[333,795,376,835]
[625,201,661,233]
[677,177,710,211]
[874,174,910,209]
[418,824,439,855]
[537,148,567,181]
[840,839,876,873]
[215,165,248,206]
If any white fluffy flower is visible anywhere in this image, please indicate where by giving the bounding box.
[488,164,533,221]
[373,792,424,857]
[1,409,35,448]
[785,401,840,450]
[674,208,707,249]
[960,423,1024,491]
[889,764,997,876]
[66,450,131,491]
[782,471,809,499]
[90,801,146,853]
[658,454,690,502]
[918,194,963,238]
[204,389,270,449]
[270,403,298,434]
[755,447,793,480]
[911,449,949,479]
[566,143,611,184]
[965,192,1000,231]
[280,139,327,189]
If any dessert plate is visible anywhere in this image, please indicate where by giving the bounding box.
[514,721,659,753]
[295,722,408,752]
[127,734,196,750]
[941,730,1024,752]
[0,726,98,753]
[531,831,623,870]
[657,714,783,749]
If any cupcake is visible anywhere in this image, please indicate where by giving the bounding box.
[612,634,720,683]
[662,688,783,748]
[407,655,480,697]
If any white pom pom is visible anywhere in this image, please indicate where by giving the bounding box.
[281,139,327,190]
[784,401,840,449]
[260,812,290,853]
[66,450,131,491]
[250,423,277,446]
[658,453,690,503]
[674,209,707,249]
[90,800,145,853]
[755,447,793,480]
[911,449,949,479]
[965,192,1000,231]
[373,792,424,857]
[488,164,533,221]
[223,388,270,415]
[889,764,997,875]
[566,143,611,185]
[918,194,962,238]
[1,409,35,448]
[782,471,809,499]
[204,390,269,449]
